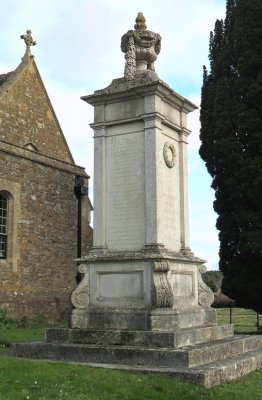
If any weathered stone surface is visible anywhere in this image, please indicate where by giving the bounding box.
[71,309,150,331]
[11,334,262,379]
[45,324,234,348]
[149,307,217,331]
[45,348,260,388]
[174,324,234,348]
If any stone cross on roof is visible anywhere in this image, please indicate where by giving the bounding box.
[20,29,37,57]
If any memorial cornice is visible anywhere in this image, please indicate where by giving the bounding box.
[82,73,198,114]
[77,249,205,265]
[90,112,189,138]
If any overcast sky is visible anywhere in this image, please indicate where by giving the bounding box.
[0,0,227,270]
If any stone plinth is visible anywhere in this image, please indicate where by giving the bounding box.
[71,252,215,331]
[71,72,214,330]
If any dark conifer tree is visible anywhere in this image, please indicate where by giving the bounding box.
[200,0,262,313]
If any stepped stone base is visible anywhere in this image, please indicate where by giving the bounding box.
[46,324,234,348]
[71,307,217,331]
[71,349,262,388]
[11,324,262,387]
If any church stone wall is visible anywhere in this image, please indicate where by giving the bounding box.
[0,146,89,320]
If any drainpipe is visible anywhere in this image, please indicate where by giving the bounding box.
[74,176,88,258]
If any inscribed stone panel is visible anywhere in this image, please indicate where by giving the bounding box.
[170,271,195,298]
[89,261,152,309]
[96,271,143,299]
[106,129,145,251]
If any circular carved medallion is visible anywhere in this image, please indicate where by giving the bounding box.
[163,142,176,168]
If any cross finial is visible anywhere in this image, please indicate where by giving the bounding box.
[20,29,37,57]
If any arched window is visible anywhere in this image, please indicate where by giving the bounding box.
[0,193,8,259]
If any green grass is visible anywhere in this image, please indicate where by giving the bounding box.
[0,327,46,354]
[0,327,45,343]
[0,307,65,353]
[216,308,262,334]
[0,356,262,400]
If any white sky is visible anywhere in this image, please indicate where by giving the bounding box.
[0,0,227,270]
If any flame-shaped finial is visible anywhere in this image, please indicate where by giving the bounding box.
[134,12,147,30]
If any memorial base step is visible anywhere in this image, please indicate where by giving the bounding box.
[71,307,217,331]
[45,324,234,348]
[71,348,262,388]
[11,327,262,386]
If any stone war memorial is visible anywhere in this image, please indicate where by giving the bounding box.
[12,14,262,387]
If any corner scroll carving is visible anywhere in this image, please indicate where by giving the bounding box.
[71,264,90,310]
[197,264,214,307]
[152,261,173,308]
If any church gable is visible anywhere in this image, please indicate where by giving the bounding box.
[0,56,74,164]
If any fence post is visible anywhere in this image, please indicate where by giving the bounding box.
[230,306,232,324]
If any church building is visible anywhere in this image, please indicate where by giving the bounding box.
[0,31,92,321]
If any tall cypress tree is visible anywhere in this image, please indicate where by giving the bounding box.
[200,0,262,313]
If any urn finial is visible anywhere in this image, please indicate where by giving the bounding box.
[121,13,161,81]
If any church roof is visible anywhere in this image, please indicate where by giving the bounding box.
[0,31,80,167]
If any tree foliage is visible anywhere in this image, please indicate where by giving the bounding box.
[199,0,262,313]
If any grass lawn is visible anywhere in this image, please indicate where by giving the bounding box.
[0,310,261,399]
[0,327,45,343]
[0,327,45,354]
[0,356,262,400]
[216,308,262,333]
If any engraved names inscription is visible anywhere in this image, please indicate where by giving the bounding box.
[106,132,145,250]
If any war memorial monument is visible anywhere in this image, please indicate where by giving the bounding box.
[12,14,262,387]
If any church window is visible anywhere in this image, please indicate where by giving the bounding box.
[0,194,8,259]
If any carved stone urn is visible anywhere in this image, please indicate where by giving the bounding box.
[121,12,161,79]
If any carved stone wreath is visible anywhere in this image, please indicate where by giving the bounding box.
[163,142,176,168]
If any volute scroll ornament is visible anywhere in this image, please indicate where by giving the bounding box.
[197,264,214,307]
[71,264,90,310]
[152,261,173,308]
